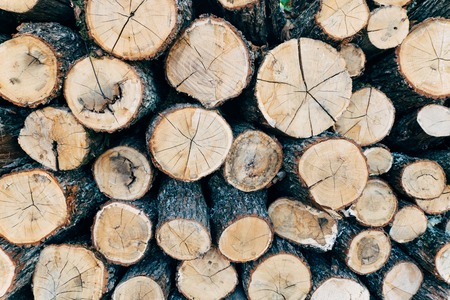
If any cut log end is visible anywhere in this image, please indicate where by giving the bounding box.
[93,146,153,201]
[65,57,147,132]
[0,248,15,298]
[349,179,397,227]
[177,247,238,300]
[224,130,282,192]
[92,202,152,266]
[0,0,39,13]
[311,278,370,300]
[367,6,409,50]
[0,35,58,107]
[346,230,391,275]
[85,0,178,60]
[256,38,352,138]
[398,18,450,98]
[18,107,91,171]
[157,219,211,261]
[166,16,252,108]
[417,104,450,137]
[268,198,338,251]
[401,160,446,199]
[363,146,393,175]
[0,169,67,245]
[113,276,164,300]
[334,87,395,146]
[33,245,107,300]
[217,0,258,10]
[416,185,450,215]
[149,106,233,182]
[339,43,366,77]
[316,0,369,40]
[382,262,423,300]
[247,253,312,300]
[389,205,427,243]
[298,138,368,210]
[219,216,272,262]
[436,244,450,283]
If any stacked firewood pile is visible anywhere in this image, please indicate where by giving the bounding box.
[0,0,449,299]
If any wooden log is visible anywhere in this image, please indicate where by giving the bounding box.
[384,153,446,200]
[363,144,393,175]
[0,22,85,107]
[255,38,352,138]
[18,106,106,171]
[416,185,450,215]
[0,239,42,299]
[363,246,424,299]
[92,200,155,266]
[156,177,211,261]
[0,0,74,24]
[334,86,395,146]
[373,0,411,6]
[177,247,238,300]
[64,56,161,133]
[268,197,338,252]
[0,105,31,176]
[112,246,174,300]
[419,150,450,179]
[83,0,192,60]
[352,6,409,60]
[276,135,368,211]
[93,139,154,201]
[400,225,450,284]
[165,16,253,108]
[339,43,366,77]
[223,124,283,192]
[387,104,450,153]
[346,178,397,227]
[389,201,428,243]
[302,251,370,300]
[147,104,233,182]
[407,0,450,22]
[334,221,391,274]
[287,0,369,42]
[0,164,107,245]
[208,174,273,262]
[414,274,450,300]
[32,244,108,300]
[240,237,312,300]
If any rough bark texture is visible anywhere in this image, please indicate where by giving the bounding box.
[407,0,450,22]
[413,274,450,300]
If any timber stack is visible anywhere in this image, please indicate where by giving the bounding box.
[0,0,449,299]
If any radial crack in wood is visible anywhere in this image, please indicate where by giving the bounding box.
[346,230,391,274]
[177,247,238,300]
[417,104,450,137]
[416,185,450,215]
[166,16,252,108]
[32,244,107,300]
[348,179,397,227]
[85,0,187,60]
[224,130,282,192]
[363,146,393,175]
[397,18,450,98]
[148,105,233,182]
[256,38,352,138]
[93,146,153,201]
[367,6,409,50]
[268,198,338,251]
[334,87,395,146]
[64,56,159,132]
[18,107,96,171]
[316,0,369,40]
[382,262,423,300]
[92,201,152,266]
[389,205,428,243]
[0,169,67,245]
[339,43,366,77]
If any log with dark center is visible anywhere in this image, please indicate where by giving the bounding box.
[0,22,84,107]
[268,197,338,252]
[166,16,253,108]
[85,0,192,60]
